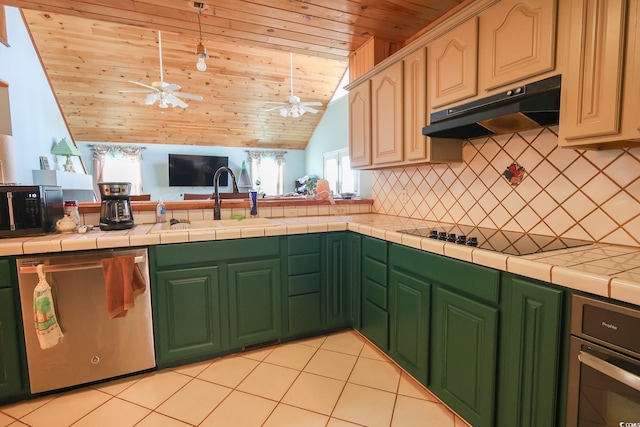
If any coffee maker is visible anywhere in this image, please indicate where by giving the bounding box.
[98,182,135,231]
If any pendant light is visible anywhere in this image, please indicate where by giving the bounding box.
[195,3,208,71]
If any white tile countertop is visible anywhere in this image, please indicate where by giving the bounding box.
[3,214,640,307]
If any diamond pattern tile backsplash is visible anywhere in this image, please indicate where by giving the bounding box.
[372,126,640,247]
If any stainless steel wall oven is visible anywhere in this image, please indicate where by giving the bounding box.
[567,295,640,426]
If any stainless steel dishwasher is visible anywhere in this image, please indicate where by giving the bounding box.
[17,248,155,393]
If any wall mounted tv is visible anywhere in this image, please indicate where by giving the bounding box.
[168,154,229,187]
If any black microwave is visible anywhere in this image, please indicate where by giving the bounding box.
[0,185,64,237]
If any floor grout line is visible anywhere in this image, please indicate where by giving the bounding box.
[1,330,463,427]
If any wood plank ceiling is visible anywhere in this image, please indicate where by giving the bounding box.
[5,0,465,150]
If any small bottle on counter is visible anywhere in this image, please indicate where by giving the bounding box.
[249,191,258,217]
[156,199,166,223]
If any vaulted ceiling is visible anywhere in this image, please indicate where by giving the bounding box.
[4,0,466,150]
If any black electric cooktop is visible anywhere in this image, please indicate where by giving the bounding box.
[397,225,592,256]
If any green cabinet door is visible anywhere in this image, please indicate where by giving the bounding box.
[153,266,225,367]
[325,233,350,328]
[498,274,564,427]
[431,286,499,427]
[0,287,28,400]
[389,268,430,385]
[228,259,281,348]
[361,236,389,350]
[347,233,362,329]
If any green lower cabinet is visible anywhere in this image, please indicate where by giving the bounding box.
[389,269,430,385]
[325,233,350,328]
[228,259,281,348]
[0,287,28,400]
[361,236,389,350]
[431,286,499,427]
[286,234,322,337]
[288,293,322,335]
[497,273,564,427]
[347,234,362,330]
[153,266,225,366]
[286,232,358,338]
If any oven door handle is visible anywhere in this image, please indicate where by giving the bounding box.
[579,350,640,392]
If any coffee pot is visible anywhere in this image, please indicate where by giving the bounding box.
[98,182,135,231]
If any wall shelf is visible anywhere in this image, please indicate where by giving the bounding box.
[32,170,96,202]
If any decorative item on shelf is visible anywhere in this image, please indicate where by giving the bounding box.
[194,2,209,72]
[39,156,50,170]
[237,160,252,192]
[51,137,81,173]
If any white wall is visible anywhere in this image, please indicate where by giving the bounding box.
[0,7,79,184]
[305,95,372,197]
[76,142,305,201]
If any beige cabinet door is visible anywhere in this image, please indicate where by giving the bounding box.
[559,0,640,148]
[349,81,372,168]
[560,0,626,143]
[428,17,478,110]
[404,48,427,161]
[371,61,404,165]
[479,0,556,91]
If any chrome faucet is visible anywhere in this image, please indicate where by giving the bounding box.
[213,166,239,220]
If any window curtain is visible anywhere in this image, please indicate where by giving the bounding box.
[91,145,144,196]
[247,150,286,195]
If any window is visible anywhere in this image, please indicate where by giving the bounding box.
[323,148,358,196]
[247,151,286,196]
[91,145,143,195]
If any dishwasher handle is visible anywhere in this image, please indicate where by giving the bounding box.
[579,350,640,392]
[19,255,145,274]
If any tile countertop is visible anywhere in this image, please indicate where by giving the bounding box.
[2,213,640,307]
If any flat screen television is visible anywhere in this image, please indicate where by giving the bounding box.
[168,154,229,187]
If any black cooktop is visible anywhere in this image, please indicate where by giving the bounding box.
[397,225,592,256]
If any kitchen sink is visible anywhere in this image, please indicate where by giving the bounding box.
[151,217,279,233]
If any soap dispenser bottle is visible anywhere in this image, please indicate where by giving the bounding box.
[156,199,166,223]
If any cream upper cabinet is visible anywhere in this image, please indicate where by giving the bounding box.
[349,80,372,168]
[404,48,428,161]
[428,17,479,110]
[478,0,557,92]
[559,0,640,148]
[371,60,404,165]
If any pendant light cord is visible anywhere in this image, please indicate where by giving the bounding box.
[289,52,294,97]
[158,31,164,84]
[197,8,204,44]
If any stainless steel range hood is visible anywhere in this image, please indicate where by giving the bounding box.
[423,75,561,139]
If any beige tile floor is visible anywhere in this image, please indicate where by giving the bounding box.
[0,330,470,427]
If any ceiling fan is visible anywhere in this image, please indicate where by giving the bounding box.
[265,52,323,118]
[119,31,203,109]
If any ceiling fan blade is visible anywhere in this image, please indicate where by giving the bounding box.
[166,94,189,108]
[119,89,154,93]
[264,101,288,105]
[163,83,181,92]
[128,80,159,91]
[265,106,285,112]
[174,92,203,101]
[145,93,159,105]
[300,105,319,114]
[301,101,323,106]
